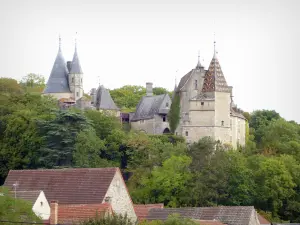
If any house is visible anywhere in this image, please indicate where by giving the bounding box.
[130,82,171,134]
[11,190,50,221]
[134,203,164,221]
[49,201,113,225]
[4,168,137,222]
[175,43,246,148]
[146,206,260,225]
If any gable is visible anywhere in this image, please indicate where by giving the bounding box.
[4,168,117,204]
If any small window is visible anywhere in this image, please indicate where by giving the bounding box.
[221,121,224,126]
[40,201,43,206]
[201,102,204,106]
[185,131,188,136]
[163,116,166,122]
[166,102,169,107]
[81,78,82,83]
[175,132,178,135]
[194,80,198,89]
[76,92,79,97]
[140,120,144,124]
[72,77,74,83]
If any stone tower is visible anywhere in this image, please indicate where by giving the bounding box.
[175,43,246,147]
[68,40,84,101]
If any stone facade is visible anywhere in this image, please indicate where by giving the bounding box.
[104,169,137,222]
[130,83,171,135]
[176,51,246,148]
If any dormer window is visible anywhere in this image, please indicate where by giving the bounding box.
[166,102,169,107]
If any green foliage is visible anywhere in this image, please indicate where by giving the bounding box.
[0,187,42,224]
[140,214,198,225]
[20,73,45,93]
[168,92,180,133]
[38,110,92,168]
[80,213,133,225]
[0,77,23,94]
[110,85,146,109]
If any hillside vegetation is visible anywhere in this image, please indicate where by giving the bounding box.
[1,77,300,223]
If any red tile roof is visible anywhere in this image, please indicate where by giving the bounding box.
[4,168,117,204]
[57,203,112,224]
[258,214,271,225]
[134,204,164,221]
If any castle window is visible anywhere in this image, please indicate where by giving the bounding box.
[201,102,204,106]
[185,131,188,136]
[166,102,169,107]
[81,78,82,83]
[72,77,74,83]
[221,121,224,126]
[194,80,198,89]
[163,116,166,122]
[175,132,178,135]
[76,92,79,97]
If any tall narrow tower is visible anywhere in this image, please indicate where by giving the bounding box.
[69,35,84,101]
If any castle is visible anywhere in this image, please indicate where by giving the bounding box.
[43,37,246,148]
[174,42,246,148]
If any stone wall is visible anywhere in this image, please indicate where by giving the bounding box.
[42,92,73,100]
[104,170,137,222]
[131,115,169,134]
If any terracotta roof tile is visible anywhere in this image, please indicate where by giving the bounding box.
[57,203,112,224]
[134,204,164,221]
[4,168,117,204]
[11,190,41,205]
[194,220,227,225]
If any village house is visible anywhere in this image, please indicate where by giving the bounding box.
[4,168,137,223]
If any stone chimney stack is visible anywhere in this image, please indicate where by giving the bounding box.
[146,82,153,97]
[50,200,58,225]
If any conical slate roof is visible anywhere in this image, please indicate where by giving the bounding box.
[95,85,119,110]
[69,47,83,74]
[202,55,230,93]
[44,47,71,94]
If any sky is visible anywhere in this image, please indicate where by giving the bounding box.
[0,0,299,122]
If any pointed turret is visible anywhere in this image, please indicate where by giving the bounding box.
[44,36,71,94]
[201,40,230,93]
[195,50,203,69]
[69,38,83,74]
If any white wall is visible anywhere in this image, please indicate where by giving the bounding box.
[103,170,137,223]
[32,191,50,220]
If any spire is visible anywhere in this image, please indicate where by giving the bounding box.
[70,32,83,74]
[196,50,203,69]
[59,34,61,52]
[213,33,217,59]
[43,37,70,94]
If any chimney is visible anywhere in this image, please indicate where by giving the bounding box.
[67,61,72,73]
[146,82,153,97]
[50,201,58,225]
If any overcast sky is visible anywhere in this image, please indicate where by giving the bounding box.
[0,0,299,122]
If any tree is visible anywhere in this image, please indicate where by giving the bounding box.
[20,73,45,92]
[168,92,180,133]
[131,155,192,207]
[0,187,42,224]
[38,110,91,168]
[0,78,22,95]
[153,87,170,96]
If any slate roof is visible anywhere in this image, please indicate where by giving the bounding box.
[12,190,42,205]
[147,206,255,225]
[4,168,118,204]
[131,94,168,121]
[202,55,231,93]
[56,203,112,224]
[95,85,119,110]
[69,48,83,74]
[44,48,71,93]
[177,70,193,91]
[134,204,164,221]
